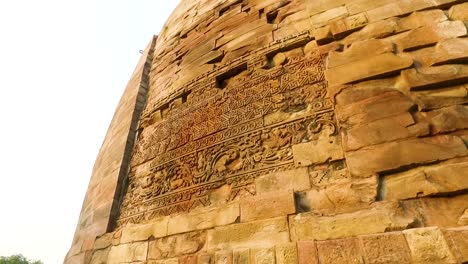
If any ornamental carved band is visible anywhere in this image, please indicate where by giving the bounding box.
[116,31,346,228]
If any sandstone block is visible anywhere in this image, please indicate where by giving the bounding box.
[458,209,468,225]
[344,112,429,151]
[149,258,179,264]
[297,241,318,264]
[107,242,148,264]
[275,243,298,264]
[316,238,363,264]
[289,203,415,241]
[402,64,468,91]
[335,78,398,106]
[121,216,169,243]
[443,227,468,263]
[347,0,395,15]
[327,39,393,68]
[359,232,411,264]
[314,26,334,45]
[167,203,239,236]
[325,53,413,87]
[342,18,399,46]
[90,248,110,264]
[198,253,213,264]
[298,176,377,214]
[233,248,250,264]
[309,6,348,28]
[179,255,198,264]
[207,217,290,250]
[251,247,276,264]
[395,20,467,51]
[240,190,295,222]
[425,105,468,134]
[215,250,233,264]
[255,168,311,194]
[400,193,468,228]
[403,227,457,264]
[148,231,206,260]
[448,3,468,22]
[292,136,344,167]
[383,159,468,200]
[330,13,368,39]
[346,135,468,177]
[413,84,468,110]
[337,91,415,127]
[406,38,468,67]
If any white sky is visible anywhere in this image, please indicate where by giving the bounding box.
[0,1,180,263]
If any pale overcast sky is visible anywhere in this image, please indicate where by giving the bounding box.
[0,1,180,263]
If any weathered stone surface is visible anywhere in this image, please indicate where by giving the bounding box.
[403,227,457,264]
[316,238,363,264]
[240,190,295,222]
[292,136,344,167]
[275,243,298,264]
[198,253,214,264]
[250,247,276,264]
[396,19,466,51]
[458,209,468,225]
[121,216,169,243]
[346,135,468,177]
[443,227,468,263]
[325,53,413,86]
[297,241,318,264]
[167,203,239,236]
[255,168,311,194]
[148,231,206,260]
[448,2,468,22]
[336,91,415,127]
[400,193,468,228]
[232,248,250,264]
[413,84,468,110]
[402,64,468,91]
[107,242,148,264]
[90,248,110,264]
[310,6,348,28]
[344,112,429,151]
[149,258,179,264]
[327,39,393,68]
[359,232,411,264]
[289,203,415,241]
[406,38,468,67]
[215,250,233,264]
[424,105,468,134]
[297,176,377,214]
[383,159,468,200]
[207,217,290,250]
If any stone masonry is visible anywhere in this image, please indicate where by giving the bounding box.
[66,0,468,263]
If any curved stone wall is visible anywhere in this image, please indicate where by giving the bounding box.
[66,0,468,263]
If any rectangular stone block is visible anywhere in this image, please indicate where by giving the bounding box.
[297,241,318,264]
[403,227,457,264]
[289,203,414,241]
[316,238,363,264]
[327,39,393,68]
[215,250,233,264]
[255,168,311,194]
[240,190,296,222]
[346,135,468,177]
[425,105,468,134]
[251,247,276,264]
[121,216,169,243]
[168,203,240,236]
[359,232,411,264]
[107,242,148,264]
[275,243,298,264]
[148,231,206,260]
[325,53,413,87]
[443,227,468,263]
[383,159,468,200]
[344,112,429,151]
[402,64,468,91]
[207,217,290,250]
[233,248,250,264]
[292,136,344,167]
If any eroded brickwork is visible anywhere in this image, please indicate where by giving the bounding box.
[66,0,468,263]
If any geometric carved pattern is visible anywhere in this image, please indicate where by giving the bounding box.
[116,32,339,228]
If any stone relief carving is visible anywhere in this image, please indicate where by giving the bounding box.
[115,34,346,228]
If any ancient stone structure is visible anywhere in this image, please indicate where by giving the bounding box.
[66,0,468,263]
